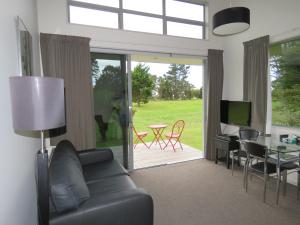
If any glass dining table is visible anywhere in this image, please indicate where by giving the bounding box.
[253,136,300,205]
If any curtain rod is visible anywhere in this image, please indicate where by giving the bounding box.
[90,46,207,59]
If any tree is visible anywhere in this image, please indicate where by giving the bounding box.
[270,40,300,126]
[182,80,194,99]
[93,65,123,140]
[157,75,172,99]
[166,64,190,99]
[91,53,101,87]
[191,87,203,99]
[132,63,155,107]
[157,64,193,100]
[91,58,100,81]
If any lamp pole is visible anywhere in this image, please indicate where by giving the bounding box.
[41,130,45,154]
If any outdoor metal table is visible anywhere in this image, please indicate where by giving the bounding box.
[148,124,167,150]
[255,137,300,205]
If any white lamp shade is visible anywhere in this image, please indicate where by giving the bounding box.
[9,76,65,131]
[213,22,250,36]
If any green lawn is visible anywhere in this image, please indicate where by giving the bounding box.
[133,99,203,150]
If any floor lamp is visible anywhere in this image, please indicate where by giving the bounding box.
[9,76,65,225]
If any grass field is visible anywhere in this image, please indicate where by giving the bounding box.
[133,99,203,150]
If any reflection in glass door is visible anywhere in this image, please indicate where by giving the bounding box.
[91,53,130,168]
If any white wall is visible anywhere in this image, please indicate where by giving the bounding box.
[221,0,300,136]
[0,0,41,225]
[36,0,227,56]
[223,0,300,100]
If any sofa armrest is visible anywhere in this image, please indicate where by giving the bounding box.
[50,188,153,225]
[78,148,113,166]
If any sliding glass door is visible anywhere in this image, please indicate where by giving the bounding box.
[91,53,132,168]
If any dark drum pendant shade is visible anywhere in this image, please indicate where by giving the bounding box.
[213,7,250,36]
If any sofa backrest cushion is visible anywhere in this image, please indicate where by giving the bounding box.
[52,140,83,172]
[49,140,90,213]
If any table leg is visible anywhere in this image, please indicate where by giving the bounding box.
[157,128,166,150]
[215,148,218,164]
[276,151,280,206]
[237,149,241,167]
[226,150,230,169]
[153,129,160,144]
[149,128,166,150]
[158,128,167,149]
[149,128,160,148]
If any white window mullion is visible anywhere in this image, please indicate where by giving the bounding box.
[162,0,167,35]
[119,0,123,29]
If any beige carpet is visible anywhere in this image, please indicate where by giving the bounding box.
[130,159,300,225]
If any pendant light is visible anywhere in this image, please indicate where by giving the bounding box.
[213,1,250,36]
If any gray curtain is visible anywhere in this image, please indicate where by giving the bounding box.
[40,33,96,150]
[205,49,224,160]
[243,35,269,133]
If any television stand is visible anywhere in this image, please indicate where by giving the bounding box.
[215,134,239,169]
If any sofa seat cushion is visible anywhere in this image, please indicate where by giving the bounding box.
[50,188,153,225]
[83,160,128,183]
[88,175,136,196]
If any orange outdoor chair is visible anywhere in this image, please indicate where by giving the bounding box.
[163,120,185,152]
[132,125,149,149]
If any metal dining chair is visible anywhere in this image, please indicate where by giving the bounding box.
[279,157,300,199]
[231,128,259,175]
[243,141,298,203]
[264,145,298,200]
[163,120,185,152]
[243,141,277,202]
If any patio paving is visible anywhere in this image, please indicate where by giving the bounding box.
[134,142,204,169]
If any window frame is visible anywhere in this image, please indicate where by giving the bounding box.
[68,0,207,39]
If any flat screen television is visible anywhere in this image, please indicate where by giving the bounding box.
[220,100,251,127]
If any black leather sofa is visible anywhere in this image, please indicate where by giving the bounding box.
[48,140,153,225]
